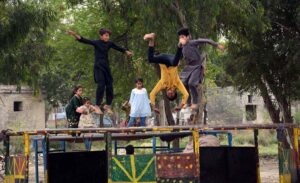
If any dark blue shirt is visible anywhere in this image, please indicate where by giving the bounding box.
[78,37,127,82]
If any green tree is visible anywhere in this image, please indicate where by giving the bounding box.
[222,0,300,125]
[0,0,55,89]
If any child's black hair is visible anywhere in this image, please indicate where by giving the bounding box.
[72,85,83,95]
[177,27,190,36]
[135,77,143,83]
[125,145,134,155]
[82,97,91,104]
[166,92,178,101]
[99,28,111,35]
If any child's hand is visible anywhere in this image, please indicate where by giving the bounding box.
[67,30,76,36]
[153,107,160,114]
[93,105,103,115]
[179,37,187,46]
[175,103,184,111]
[217,44,225,52]
[126,51,133,57]
[174,106,182,112]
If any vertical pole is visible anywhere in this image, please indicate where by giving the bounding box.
[192,129,200,182]
[228,133,233,147]
[60,141,66,152]
[294,128,299,181]
[114,140,117,155]
[293,128,299,156]
[24,133,30,183]
[4,134,10,176]
[44,134,49,183]
[254,129,261,183]
[34,140,39,183]
[152,136,156,154]
[105,133,112,183]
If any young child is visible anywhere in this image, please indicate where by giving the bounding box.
[78,97,103,128]
[127,78,151,127]
[143,33,189,112]
[177,27,225,109]
[67,28,133,114]
[66,86,85,128]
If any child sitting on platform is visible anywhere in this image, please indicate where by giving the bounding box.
[78,97,103,128]
[127,78,151,127]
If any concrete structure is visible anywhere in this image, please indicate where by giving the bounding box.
[206,87,269,124]
[0,85,45,130]
[174,87,270,125]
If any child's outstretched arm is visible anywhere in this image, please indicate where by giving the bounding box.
[175,79,189,111]
[111,42,132,57]
[67,30,96,46]
[67,30,81,39]
[149,81,163,113]
[191,38,225,51]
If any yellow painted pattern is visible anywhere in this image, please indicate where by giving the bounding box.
[112,157,134,182]
[4,175,25,183]
[112,156,155,183]
[192,130,199,155]
[23,133,30,156]
[112,182,156,183]
[14,157,26,175]
[131,156,137,182]
[293,128,299,155]
[257,166,261,183]
[4,156,26,182]
[280,174,291,183]
[137,158,155,181]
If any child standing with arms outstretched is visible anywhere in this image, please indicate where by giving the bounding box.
[67,28,133,114]
[127,78,151,127]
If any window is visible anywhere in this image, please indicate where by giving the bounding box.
[248,95,253,103]
[245,104,256,121]
[14,101,23,111]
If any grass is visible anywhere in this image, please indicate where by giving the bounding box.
[230,129,278,157]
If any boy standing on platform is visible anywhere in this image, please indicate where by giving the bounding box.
[177,27,224,109]
[67,28,132,114]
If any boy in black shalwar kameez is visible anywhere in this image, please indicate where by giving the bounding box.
[68,28,132,114]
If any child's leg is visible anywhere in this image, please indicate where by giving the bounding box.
[143,33,155,46]
[127,117,136,127]
[188,69,202,108]
[170,46,182,66]
[96,81,105,106]
[106,81,113,106]
[139,117,146,126]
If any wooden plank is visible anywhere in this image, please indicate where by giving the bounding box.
[5,123,298,136]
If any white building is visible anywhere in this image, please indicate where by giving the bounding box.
[0,85,45,130]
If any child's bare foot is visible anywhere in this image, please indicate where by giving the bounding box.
[190,104,198,110]
[183,104,191,109]
[94,106,103,115]
[104,105,114,115]
[143,33,155,40]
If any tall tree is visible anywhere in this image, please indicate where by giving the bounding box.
[221,0,300,125]
[0,0,55,90]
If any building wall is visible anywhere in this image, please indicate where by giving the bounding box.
[206,87,270,124]
[0,85,45,130]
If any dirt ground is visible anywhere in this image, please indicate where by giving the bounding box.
[260,157,279,183]
[0,156,279,183]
